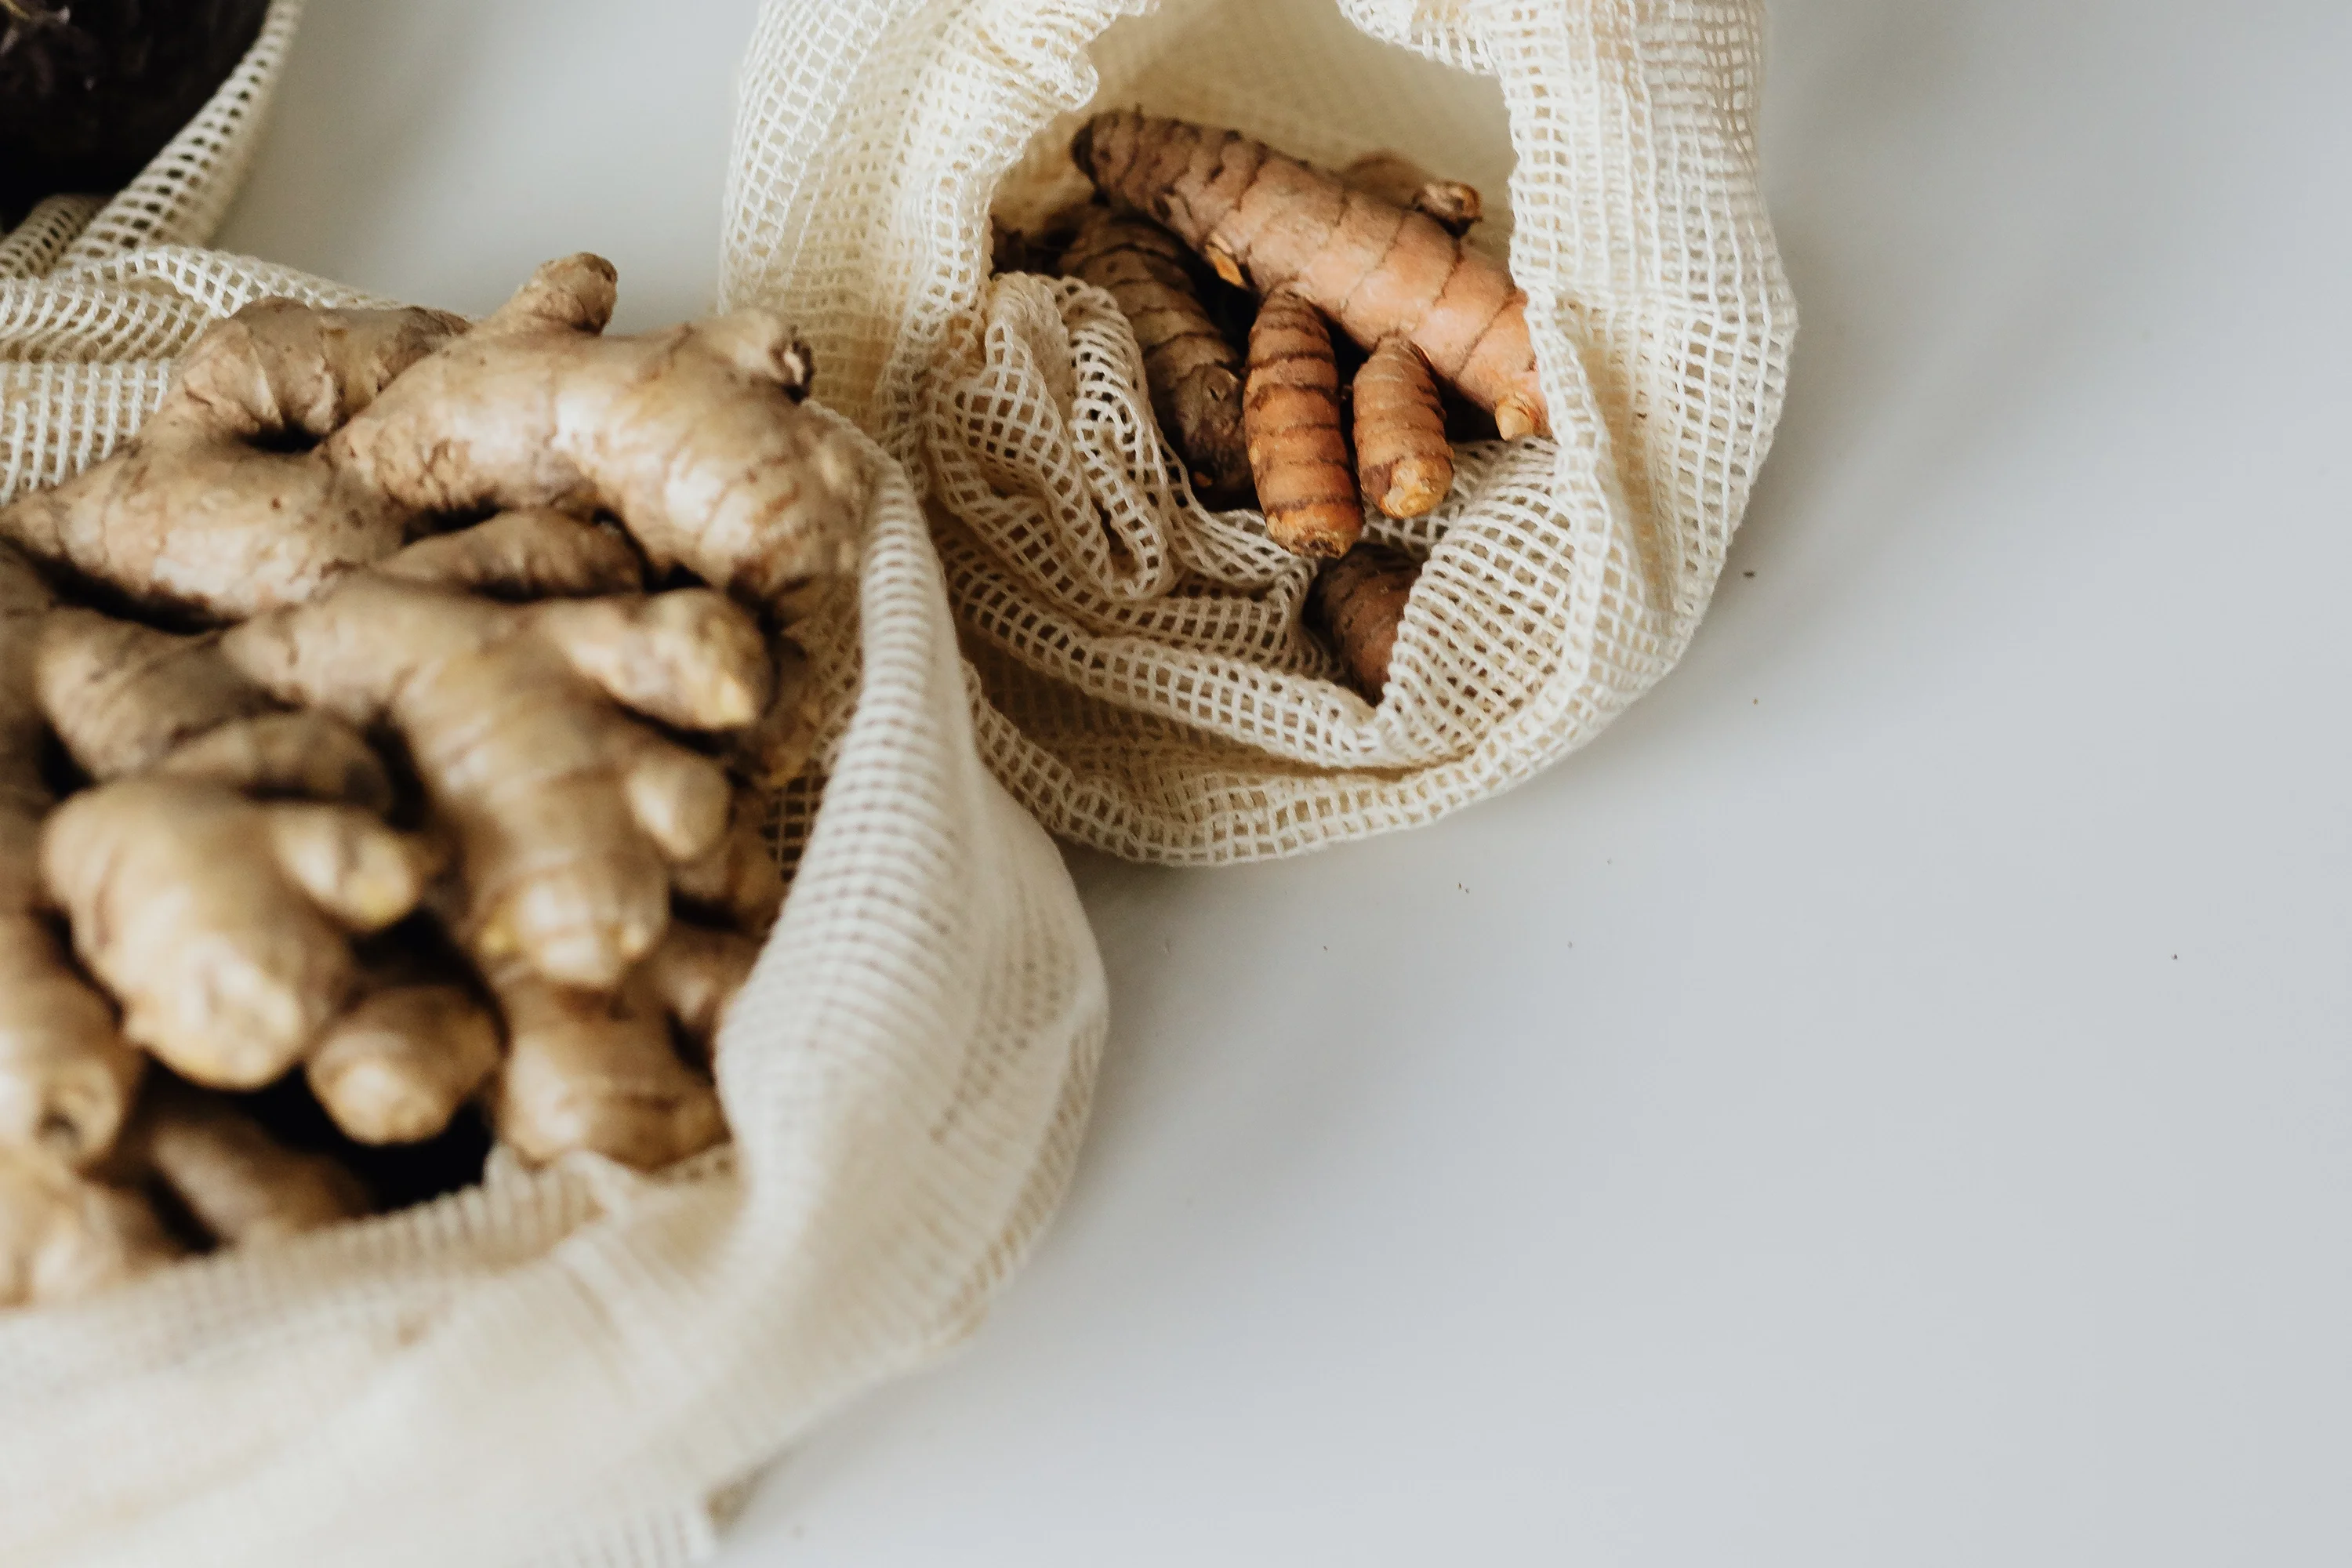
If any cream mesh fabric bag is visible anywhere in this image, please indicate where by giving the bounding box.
[0,4,1105,1565]
[726,0,1795,862]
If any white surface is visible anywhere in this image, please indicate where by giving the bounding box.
[219,2,2352,1563]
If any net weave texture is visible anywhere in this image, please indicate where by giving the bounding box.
[725,0,1794,862]
[0,5,1106,1564]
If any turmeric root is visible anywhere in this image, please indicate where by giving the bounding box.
[0,546,145,1169]
[1308,541,1421,700]
[1074,110,1548,439]
[220,570,771,989]
[327,254,869,615]
[0,299,465,619]
[1059,207,1253,501]
[1338,151,1482,238]
[1352,337,1454,518]
[1244,288,1363,557]
[0,1145,177,1308]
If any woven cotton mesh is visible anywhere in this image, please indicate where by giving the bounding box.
[725,0,1795,862]
[0,5,1106,1564]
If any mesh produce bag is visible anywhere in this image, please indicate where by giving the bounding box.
[0,5,1105,1565]
[725,0,1795,862]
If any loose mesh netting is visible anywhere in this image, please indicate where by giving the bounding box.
[0,4,1105,1566]
[724,0,1795,864]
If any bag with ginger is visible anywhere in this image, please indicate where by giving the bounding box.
[0,5,1102,1565]
[725,0,1795,862]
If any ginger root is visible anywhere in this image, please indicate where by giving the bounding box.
[220,566,770,990]
[1074,110,1548,440]
[1352,336,1454,518]
[0,1145,178,1308]
[0,252,858,1265]
[1,1080,375,1309]
[1059,207,1253,502]
[0,546,144,1168]
[1308,542,1421,700]
[42,776,437,1090]
[1244,287,1363,558]
[0,300,465,620]
[328,254,869,615]
[126,1081,372,1247]
[304,946,501,1147]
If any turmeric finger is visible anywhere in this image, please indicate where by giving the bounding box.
[1244,289,1363,558]
[1075,110,1546,438]
[1308,542,1421,701]
[1352,337,1454,518]
[1058,208,1252,501]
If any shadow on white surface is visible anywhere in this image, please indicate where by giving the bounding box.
[185,0,2352,1561]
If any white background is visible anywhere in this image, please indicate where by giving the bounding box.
[219,2,2352,1563]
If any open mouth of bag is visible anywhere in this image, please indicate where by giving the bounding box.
[749,0,1788,862]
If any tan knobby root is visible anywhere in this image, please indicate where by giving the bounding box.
[0,1144,178,1308]
[328,253,870,616]
[221,568,772,990]
[487,777,776,1168]
[0,546,143,1168]
[41,776,437,1090]
[0,300,466,620]
[1060,208,1253,501]
[32,601,446,1096]
[1245,288,1363,557]
[304,947,502,1147]
[122,1081,372,1247]
[1,1081,375,1309]
[487,920,760,1170]
[1076,110,1548,439]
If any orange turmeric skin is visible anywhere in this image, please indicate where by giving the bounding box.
[1074,110,1548,440]
[1245,289,1362,558]
[1352,336,1453,517]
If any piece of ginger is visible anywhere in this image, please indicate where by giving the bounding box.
[328,254,869,617]
[0,300,464,621]
[0,546,144,1169]
[220,567,771,990]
